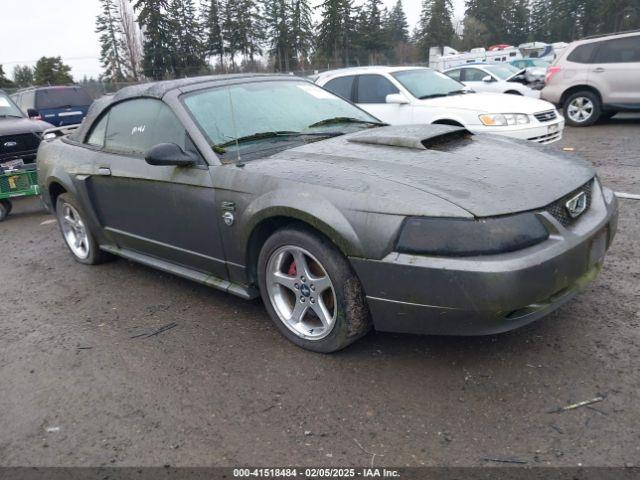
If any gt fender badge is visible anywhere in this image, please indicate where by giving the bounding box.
[565,191,587,218]
[222,211,235,226]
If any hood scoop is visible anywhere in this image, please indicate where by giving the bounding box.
[347,124,472,151]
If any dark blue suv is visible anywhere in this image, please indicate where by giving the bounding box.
[12,86,93,127]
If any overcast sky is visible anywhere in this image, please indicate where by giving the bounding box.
[0,0,466,81]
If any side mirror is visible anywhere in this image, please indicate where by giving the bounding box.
[145,143,196,167]
[386,93,409,105]
[482,75,494,83]
[27,108,41,119]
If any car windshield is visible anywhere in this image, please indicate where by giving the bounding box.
[183,80,381,161]
[391,69,467,99]
[35,87,92,109]
[484,64,522,79]
[0,92,24,118]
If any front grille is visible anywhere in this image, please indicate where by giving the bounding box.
[534,110,557,122]
[0,133,42,160]
[544,180,593,227]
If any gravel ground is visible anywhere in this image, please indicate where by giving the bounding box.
[0,117,639,467]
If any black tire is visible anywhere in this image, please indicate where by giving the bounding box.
[258,225,371,353]
[55,193,113,265]
[563,90,601,127]
[0,199,10,221]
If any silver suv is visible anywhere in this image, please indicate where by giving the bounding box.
[541,31,640,126]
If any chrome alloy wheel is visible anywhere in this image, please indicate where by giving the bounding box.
[567,97,594,123]
[266,245,337,340]
[60,203,90,259]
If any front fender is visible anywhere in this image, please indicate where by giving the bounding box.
[240,188,364,257]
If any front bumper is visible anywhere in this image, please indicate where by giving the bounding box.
[470,117,565,145]
[351,183,618,336]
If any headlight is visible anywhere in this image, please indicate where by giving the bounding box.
[479,113,530,126]
[396,214,549,256]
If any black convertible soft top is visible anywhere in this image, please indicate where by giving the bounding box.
[72,73,290,142]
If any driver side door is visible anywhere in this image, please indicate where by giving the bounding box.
[84,98,228,279]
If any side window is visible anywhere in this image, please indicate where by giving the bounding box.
[85,112,110,147]
[323,76,355,101]
[356,75,399,103]
[104,99,187,155]
[446,69,462,81]
[567,43,598,63]
[593,36,640,63]
[463,68,489,82]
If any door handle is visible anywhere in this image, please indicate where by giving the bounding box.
[593,67,605,73]
[97,167,111,176]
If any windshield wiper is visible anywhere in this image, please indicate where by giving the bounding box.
[418,93,447,100]
[447,90,467,96]
[0,114,24,119]
[214,130,346,152]
[307,117,385,128]
[215,131,301,149]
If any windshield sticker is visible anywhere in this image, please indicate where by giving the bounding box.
[0,97,10,107]
[297,84,335,100]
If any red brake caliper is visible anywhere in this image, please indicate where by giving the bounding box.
[287,260,297,276]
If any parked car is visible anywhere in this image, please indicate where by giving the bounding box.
[541,30,640,126]
[38,74,618,352]
[316,66,564,144]
[12,86,93,127]
[0,89,53,165]
[444,63,541,97]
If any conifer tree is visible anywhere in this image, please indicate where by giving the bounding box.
[386,0,409,44]
[264,0,291,71]
[202,0,225,68]
[317,0,354,67]
[168,0,206,76]
[134,0,174,79]
[290,0,315,69]
[96,0,129,81]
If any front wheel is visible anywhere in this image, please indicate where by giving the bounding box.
[564,91,601,127]
[55,193,113,265]
[258,225,371,353]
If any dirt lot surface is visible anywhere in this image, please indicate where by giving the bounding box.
[1,116,639,467]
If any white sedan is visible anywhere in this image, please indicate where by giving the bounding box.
[315,66,564,144]
[443,64,541,98]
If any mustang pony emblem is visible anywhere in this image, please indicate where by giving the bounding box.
[565,191,587,218]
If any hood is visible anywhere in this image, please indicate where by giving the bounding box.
[247,125,593,218]
[420,92,553,114]
[0,117,53,136]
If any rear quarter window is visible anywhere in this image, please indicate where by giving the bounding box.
[566,43,598,63]
[593,35,640,63]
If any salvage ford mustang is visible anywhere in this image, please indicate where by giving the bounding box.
[37,74,618,352]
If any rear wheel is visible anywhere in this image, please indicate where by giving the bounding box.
[0,199,10,221]
[564,91,601,127]
[258,225,371,352]
[55,193,113,265]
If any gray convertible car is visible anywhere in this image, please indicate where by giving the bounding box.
[38,74,618,352]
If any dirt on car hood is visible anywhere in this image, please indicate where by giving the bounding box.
[254,124,594,218]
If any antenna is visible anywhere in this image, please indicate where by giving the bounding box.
[226,86,243,167]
